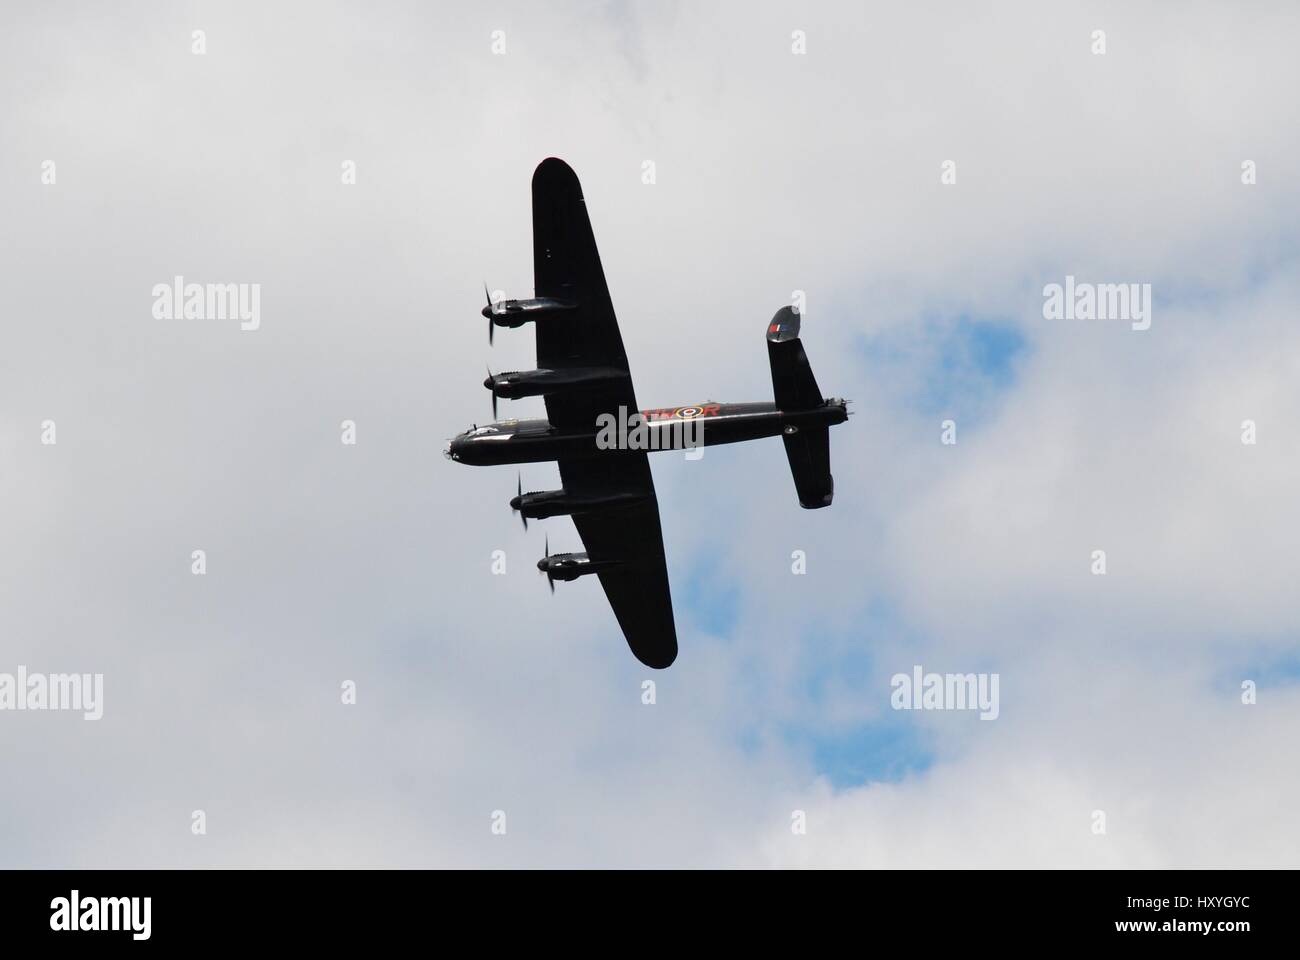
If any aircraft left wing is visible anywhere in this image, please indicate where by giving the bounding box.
[558,455,677,669]
[531,157,639,429]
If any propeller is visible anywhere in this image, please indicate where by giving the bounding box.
[486,364,498,420]
[543,534,554,593]
[513,472,527,530]
[484,282,495,346]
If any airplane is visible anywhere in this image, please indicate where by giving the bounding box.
[445,158,848,669]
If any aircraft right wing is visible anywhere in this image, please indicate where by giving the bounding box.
[557,455,677,669]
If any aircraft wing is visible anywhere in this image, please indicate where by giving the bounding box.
[558,455,677,669]
[531,157,639,428]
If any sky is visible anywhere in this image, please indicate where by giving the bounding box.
[1,0,1298,867]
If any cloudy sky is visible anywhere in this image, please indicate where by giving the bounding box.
[1,0,1297,867]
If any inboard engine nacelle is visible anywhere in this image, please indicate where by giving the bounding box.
[511,487,646,520]
[485,366,630,401]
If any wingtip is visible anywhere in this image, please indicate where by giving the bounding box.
[636,645,678,670]
[627,625,678,670]
[534,156,576,178]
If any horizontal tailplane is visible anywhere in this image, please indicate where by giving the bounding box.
[767,306,834,508]
[767,306,824,411]
[783,427,833,508]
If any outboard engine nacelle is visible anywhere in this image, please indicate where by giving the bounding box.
[483,294,577,332]
[537,550,621,592]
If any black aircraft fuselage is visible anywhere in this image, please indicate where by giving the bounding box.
[444,399,849,467]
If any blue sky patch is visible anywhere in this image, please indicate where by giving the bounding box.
[679,548,742,636]
[858,314,1029,426]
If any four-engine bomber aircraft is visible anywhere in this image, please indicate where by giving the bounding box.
[446,158,848,668]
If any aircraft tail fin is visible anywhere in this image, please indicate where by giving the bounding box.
[767,306,834,509]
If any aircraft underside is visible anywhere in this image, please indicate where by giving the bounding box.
[446,158,848,668]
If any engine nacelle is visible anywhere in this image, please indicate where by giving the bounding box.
[537,551,620,582]
[482,296,577,330]
[511,487,646,520]
[485,366,631,401]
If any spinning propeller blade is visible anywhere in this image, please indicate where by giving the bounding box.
[514,473,527,530]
